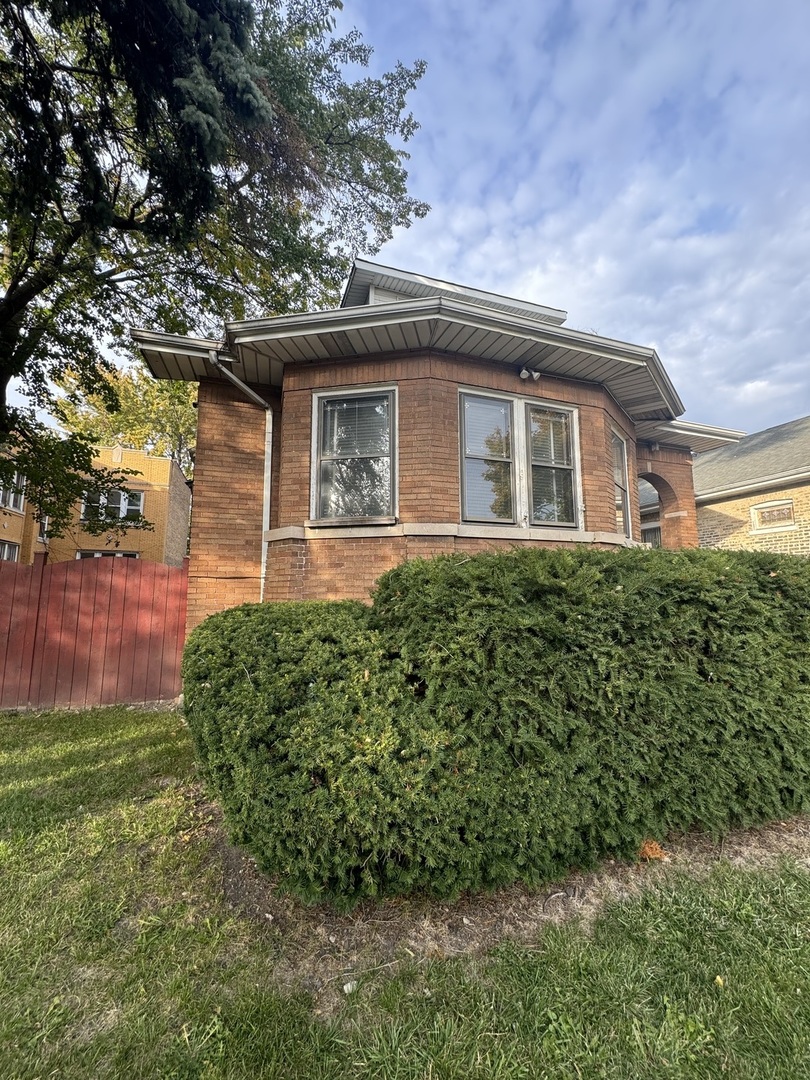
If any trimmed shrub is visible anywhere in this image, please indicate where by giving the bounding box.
[183,549,810,907]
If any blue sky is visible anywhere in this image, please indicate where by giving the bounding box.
[340,0,810,436]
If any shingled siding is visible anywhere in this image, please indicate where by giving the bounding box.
[697,482,810,555]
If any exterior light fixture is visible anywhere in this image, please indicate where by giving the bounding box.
[520,368,541,381]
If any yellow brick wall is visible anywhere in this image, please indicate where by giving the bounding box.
[46,446,191,565]
[697,483,810,554]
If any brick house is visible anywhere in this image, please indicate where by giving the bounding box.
[44,446,190,566]
[0,465,45,564]
[133,261,740,632]
[694,415,810,554]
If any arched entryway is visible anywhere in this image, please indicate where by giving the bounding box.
[638,470,698,549]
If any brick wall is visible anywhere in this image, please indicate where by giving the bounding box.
[279,350,638,532]
[697,482,810,554]
[46,446,191,564]
[190,351,701,620]
[638,444,699,548]
[264,531,629,605]
[187,380,278,631]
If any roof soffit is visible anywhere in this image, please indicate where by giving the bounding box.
[133,297,684,421]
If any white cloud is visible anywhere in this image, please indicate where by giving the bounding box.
[345,0,810,434]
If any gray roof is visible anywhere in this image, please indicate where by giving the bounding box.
[693,414,810,501]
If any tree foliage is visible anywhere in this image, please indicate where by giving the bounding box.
[0,0,428,522]
[55,363,198,478]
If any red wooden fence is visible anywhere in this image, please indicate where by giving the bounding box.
[0,558,188,709]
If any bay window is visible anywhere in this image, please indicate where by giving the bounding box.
[461,392,579,527]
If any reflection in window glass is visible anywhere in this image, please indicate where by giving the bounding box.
[529,406,575,525]
[461,395,514,521]
[317,394,393,518]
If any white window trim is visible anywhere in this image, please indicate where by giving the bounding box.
[0,540,20,562]
[309,384,398,524]
[458,387,584,530]
[611,428,632,540]
[76,550,140,559]
[0,471,25,514]
[81,490,144,521]
[750,499,796,534]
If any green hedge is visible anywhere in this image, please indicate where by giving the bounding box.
[183,548,810,907]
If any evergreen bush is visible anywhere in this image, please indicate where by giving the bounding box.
[183,548,810,907]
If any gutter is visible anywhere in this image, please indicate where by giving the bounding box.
[207,349,271,411]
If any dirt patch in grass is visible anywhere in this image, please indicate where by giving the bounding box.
[185,788,810,1015]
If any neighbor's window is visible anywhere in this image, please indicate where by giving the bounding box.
[612,432,630,538]
[77,551,139,559]
[460,392,578,526]
[0,470,25,512]
[82,490,144,522]
[751,500,795,532]
[314,390,395,520]
[0,541,20,562]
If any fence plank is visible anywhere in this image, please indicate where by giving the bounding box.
[36,563,67,710]
[54,560,83,707]
[85,558,114,708]
[0,564,17,706]
[159,562,188,701]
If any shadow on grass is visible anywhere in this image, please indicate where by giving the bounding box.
[0,709,195,833]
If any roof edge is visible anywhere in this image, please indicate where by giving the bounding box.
[695,467,810,503]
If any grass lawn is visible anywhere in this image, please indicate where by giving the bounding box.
[1,707,810,1079]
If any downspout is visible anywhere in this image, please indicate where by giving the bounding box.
[207,350,273,601]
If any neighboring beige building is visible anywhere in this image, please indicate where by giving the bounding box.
[0,466,45,564]
[46,446,190,566]
[694,415,810,555]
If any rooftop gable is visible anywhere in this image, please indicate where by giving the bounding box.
[341,259,568,325]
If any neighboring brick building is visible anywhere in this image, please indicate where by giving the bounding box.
[133,261,740,631]
[45,446,190,566]
[694,415,810,554]
[0,465,44,564]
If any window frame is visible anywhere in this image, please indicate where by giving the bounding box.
[309,385,398,525]
[611,430,632,539]
[750,499,796,533]
[81,489,144,522]
[459,389,583,529]
[76,550,139,559]
[0,541,20,562]
[0,470,25,513]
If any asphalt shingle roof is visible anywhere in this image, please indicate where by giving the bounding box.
[692,415,810,498]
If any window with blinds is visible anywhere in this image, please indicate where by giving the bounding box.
[461,393,579,527]
[528,406,575,525]
[315,391,394,519]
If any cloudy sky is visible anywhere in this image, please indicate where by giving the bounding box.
[339,0,810,436]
